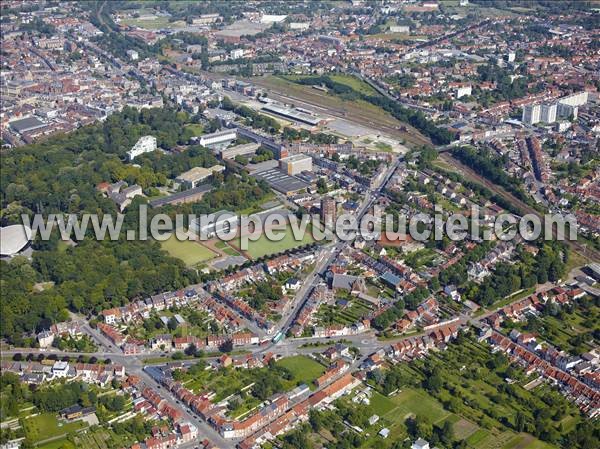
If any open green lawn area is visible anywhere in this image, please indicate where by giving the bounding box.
[502,433,558,449]
[390,388,450,423]
[160,235,216,266]
[364,388,449,425]
[214,240,240,256]
[276,355,326,389]
[375,141,393,152]
[184,123,204,137]
[236,224,315,259]
[22,413,87,443]
[327,74,378,96]
[403,247,438,270]
[120,17,185,30]
[38,439,76,449]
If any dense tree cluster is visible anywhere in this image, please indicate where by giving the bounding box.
[281,127,339,144]
[464,242,566,306]
[452,146,534,206]
[0,106,258,343]
[371,287,430,331]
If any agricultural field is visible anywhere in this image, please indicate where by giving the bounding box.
[214,240,241,257]
[159,235,217,267]
[22,413,87,444]
[315,297,374,327]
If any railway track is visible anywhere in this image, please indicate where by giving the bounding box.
[440,153,599,262]
[248,77,431,146]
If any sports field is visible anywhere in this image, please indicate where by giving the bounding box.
[160,235,216,266]
[235,224,315,259]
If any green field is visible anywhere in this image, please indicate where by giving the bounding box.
[215,240,240,256]
[120,16,185,30]
[185,123,204,137]
[22,413,87,444]
[38,439,76,449]
[328,74,378,96]
[276,355,326,388]
[160,235,216,266]
[236,223,315,259]
[316,297,374,326]
[375,141,393,152]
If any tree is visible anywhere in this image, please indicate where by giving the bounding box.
[185,343,199,357]
[219,340,233,353]
[167,317,178,331]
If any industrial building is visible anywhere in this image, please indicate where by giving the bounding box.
[261,104,323,126]
[236,126,286,159]
[149,185,213,208]
[176,165,225,189]
[199,129,237,148]
[252,168,311,195]
[8,116,47,135]
[220,142,260,160]
[279,154,312,176]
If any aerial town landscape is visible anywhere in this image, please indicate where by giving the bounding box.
[0,1,599,449]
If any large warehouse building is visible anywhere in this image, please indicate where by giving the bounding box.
[279,154,312,176]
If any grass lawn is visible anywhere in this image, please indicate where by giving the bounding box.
[215,240,240,256]
[22,413,87,443]
[328,74,378,96]
[38,439,76,449]
[120,17,185,30]
[160,235,216,266]
[489,287,537,310]
[236,223,315,259]
[368,391,398,416]
[390,389,449,423]
[276,355,326,388]
[502,433,558,449]
[375,141,393,152]
[184,123,204,137]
